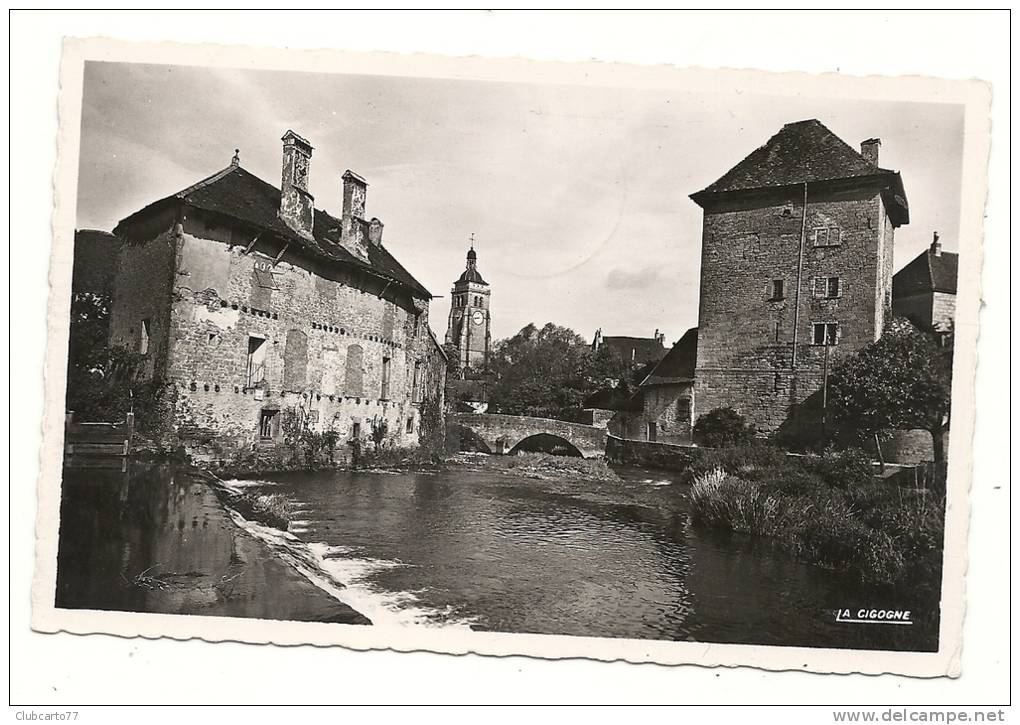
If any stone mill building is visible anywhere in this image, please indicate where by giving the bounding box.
[108,130,447,461]
[689,119,910,435]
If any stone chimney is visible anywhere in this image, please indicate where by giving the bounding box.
[280,130,314,239]
[368,217,384,247]
[931,231,942,257]
[654,328,665,345]
[341,170,370,261]
[860,138,881,166]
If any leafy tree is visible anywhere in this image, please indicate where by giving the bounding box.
[828,318,953,461]
[488,323,595,419]
[693,407,757,447]
[441,342,462,380]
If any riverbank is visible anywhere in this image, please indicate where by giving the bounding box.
[446,451,621,482]
[684,447,945,606]
[55,461,370,625]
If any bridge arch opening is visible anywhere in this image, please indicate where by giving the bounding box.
[508,433,583,458]
[450,424,493,454]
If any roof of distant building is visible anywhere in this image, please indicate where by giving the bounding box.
[596,335,667,366]
[690,119,909,226]
[641,327,698,386]
[893,246,959,297]
[114,164,431,298]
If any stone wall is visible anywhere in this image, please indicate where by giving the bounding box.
[605,435,701,469]
[694,185,893,434]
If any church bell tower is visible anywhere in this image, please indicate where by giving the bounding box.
[445,239,491,377]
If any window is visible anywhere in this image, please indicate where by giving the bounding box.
[770,279,785,300]
[406,416,414,434]
[647,422,657,443]
[811,227,841,247]
[351,421,361,440]
[773,320,782,343]
[139,319,151,355]
[246,336,267,388]
[676,397,691,422]
[812,322,839,346]
[381,356,391,399]
[258,409,279,439]
[813,276,841,299]
[411,361,423,403]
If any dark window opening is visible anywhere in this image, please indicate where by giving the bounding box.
[770,279,785,300]
[647,422,657,442]
[259,409,279,439]
[351,421,361,440]
[381,356,391,399]
[812,322,839,346]
[406,416,414,434]
[139,318,151,355]
[247,337,267,388]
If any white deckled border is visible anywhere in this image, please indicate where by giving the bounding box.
[33,36,991,678]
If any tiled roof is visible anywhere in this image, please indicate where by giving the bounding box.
[598,336,667,366]
[114,165,431,298]
[691,119,909,225]
[893,247,959,297]
[641,328,698,386]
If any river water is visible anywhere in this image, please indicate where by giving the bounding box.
[55,458,937,651]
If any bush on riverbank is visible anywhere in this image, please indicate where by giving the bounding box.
[687,462,945,597]
[222,490,291,531]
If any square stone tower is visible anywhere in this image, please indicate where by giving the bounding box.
[689,119,909,435]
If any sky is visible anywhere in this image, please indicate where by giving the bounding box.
[76,62,965,345]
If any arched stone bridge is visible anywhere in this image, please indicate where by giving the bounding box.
[449,413,608,459]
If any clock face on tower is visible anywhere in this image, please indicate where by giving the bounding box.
[472,310,485,325]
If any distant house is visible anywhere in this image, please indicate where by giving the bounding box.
[892,232,958,343]
[591,328,667,368]
[609,328,698,444]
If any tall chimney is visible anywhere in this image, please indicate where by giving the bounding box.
[279,130,314,239]
[341,170,370,261]
[931,231,942,257]
[860,138,881,166]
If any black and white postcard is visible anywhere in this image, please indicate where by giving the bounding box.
[32,36,990,678]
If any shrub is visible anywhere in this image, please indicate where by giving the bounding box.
[800,447,874,489]
[688,469,808,537]
[228,492,291,530]
[693,407,756,448]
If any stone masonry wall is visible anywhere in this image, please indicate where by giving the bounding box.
[694,186,891,435]
[108,228,178,381]
[115,212,441,461]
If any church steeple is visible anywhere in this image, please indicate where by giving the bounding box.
[445,234,492,375]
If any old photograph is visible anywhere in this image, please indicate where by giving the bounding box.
[32,37,989,677]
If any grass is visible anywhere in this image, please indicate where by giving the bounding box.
[225,491,292,531]
[455,451,621,482]
[686,449,945,600]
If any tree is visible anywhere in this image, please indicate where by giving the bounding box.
[693,407,756,447]
[487,323,595,419]
[441,342,462,380]
[828,318,953,461]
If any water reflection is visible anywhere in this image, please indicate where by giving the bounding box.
[55,459,938,650]
[55,461,367,624]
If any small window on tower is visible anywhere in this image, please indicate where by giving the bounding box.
[812,322,839,346]
[139,319,151,355]
[770,279,785,300]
